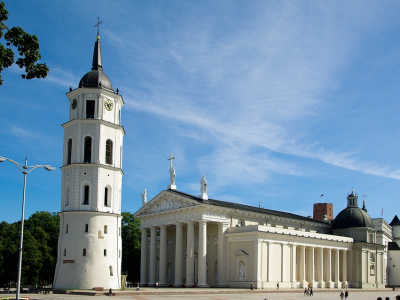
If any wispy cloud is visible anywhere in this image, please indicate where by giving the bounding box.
[100,2,400,193]
[46,66,79,88]
[112,2,400,187]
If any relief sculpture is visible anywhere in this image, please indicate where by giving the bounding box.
[150,197,193,213]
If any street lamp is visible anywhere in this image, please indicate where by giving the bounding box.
[0,155,55,300]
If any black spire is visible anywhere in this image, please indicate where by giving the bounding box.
[390,215,400,226]
[92,38,103,71]
[78,19,113,91]
[362,199,367,212]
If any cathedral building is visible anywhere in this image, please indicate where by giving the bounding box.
[53,33,124,290]
[134,184,390,289]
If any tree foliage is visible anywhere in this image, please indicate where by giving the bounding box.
[0,1,49,86]
[0,212,59,287]
[121,212,141,283]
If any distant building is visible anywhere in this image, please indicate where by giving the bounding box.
[388,215,400,286]
[313,203,333,221]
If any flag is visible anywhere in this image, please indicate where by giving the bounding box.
[320,194,324,197]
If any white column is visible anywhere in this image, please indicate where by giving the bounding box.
[326,248,333,288]
[185,221,195,287]
[281,243,286,283]
[301,246,307,288]
[216,223,227,287]
[197,220,208,287]
[342,250,347,287]
[334,249,340,287]
[310,246,316,287]
[140,228,148,286]
[291,244,297,283]
[149,226,157,286]
[319,247,325,288]
[267,242,272,282]
[159,225,167,286]
[173,223,183,287]
[254,240,262,286]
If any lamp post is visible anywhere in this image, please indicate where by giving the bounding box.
[0,156,55,300]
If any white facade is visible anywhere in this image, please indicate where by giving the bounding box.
[53,37,124,290]
[134,189,388,289]
[387,216,400,286]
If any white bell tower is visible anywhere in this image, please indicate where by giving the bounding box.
[53,32,124,290]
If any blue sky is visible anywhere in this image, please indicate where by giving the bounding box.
[1,1,400,224]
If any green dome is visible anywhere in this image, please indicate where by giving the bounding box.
[333,206,373,230]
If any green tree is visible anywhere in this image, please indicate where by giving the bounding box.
[24,211,59,285]
[0,212,59,287]
[121,212,141,283]
[0,221,19,287]
[0,1,49,86]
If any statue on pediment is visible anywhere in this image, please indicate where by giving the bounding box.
[200,175,207,195]
[140,189,147,206]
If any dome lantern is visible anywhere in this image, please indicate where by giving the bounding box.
[333,191,373,230]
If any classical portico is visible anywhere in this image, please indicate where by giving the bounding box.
[136,192,229,287]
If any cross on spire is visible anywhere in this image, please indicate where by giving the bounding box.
[95,16,103,38]
[167,152,176,169]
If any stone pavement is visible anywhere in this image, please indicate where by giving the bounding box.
[3,287,399,300]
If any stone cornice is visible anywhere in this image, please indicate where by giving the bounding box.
[62,118,125,135]
[226,226,353,249]
[60,163,124,174]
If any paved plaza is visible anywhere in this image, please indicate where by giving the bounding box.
[2,288,399,300]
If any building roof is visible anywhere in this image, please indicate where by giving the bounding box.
[389,215,400,227]
[78,37,114,91]
[166,189,329,225]
[388,241,400,251]
[332,206,374,230]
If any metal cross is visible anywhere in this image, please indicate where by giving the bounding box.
[167,152,176,169]
[95,16,103,37]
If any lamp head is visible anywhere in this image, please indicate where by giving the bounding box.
[45,166,56,171]
[0,157,6,163]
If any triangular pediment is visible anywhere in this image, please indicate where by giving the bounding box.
[235,250,248,257]
[134,190,201,216]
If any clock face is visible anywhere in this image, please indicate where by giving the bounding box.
[105,100,113,111]
[71,99,77,110]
